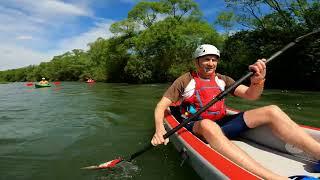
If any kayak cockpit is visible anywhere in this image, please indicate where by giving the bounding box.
[165,107,320,179]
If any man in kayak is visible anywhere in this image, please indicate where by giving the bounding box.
[151,44,320,179]
[39,77,49,85]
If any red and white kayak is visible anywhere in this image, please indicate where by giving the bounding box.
[164,107,320,179]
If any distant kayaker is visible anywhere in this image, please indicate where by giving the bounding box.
[87,78,94,83]
[151,44,320,179]
[39,77,49,85]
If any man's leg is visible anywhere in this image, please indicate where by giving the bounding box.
[193,119,286,180]
[244,105,320,160]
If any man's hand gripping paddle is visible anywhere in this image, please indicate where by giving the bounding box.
[81,29,320,170]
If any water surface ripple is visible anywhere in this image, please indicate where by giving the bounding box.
[0,82,319,180]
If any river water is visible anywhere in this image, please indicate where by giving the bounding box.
[0,82,319,180]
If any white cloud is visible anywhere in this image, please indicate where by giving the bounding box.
[0,21,114,71]
[0,1,93,48]
[37,0,91,16]
[0,1,114,71]
[16,35,33,40]
[0,6,42,34]
[1,0,92,17]
[49,21,114,56]
[0,44,50,70]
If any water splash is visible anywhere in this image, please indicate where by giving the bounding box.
[96,161,140,180]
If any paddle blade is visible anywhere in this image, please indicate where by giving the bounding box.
[53,82,61,85]
[81,158,123,170]
[25,82,34,86]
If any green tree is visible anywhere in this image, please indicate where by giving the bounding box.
[128,1,166,28]
[220,0,320,89]
[215,11,237,35]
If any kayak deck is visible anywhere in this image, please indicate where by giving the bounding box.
[35,83,51,88]
[232,138,320,177]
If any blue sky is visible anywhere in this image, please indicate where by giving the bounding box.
[0,0,228,70]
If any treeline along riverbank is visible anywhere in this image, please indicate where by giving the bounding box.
[1,0,319,90]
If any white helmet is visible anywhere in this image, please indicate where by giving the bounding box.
[42,77,45,80]
[193,44,220,59]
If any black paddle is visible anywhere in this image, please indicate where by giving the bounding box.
[82,29,320,170]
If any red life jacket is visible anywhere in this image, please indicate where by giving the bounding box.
[181,72,226,121]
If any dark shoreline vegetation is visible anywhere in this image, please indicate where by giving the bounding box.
[0,0,319,90]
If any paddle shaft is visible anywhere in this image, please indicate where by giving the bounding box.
[125,29,320,162]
